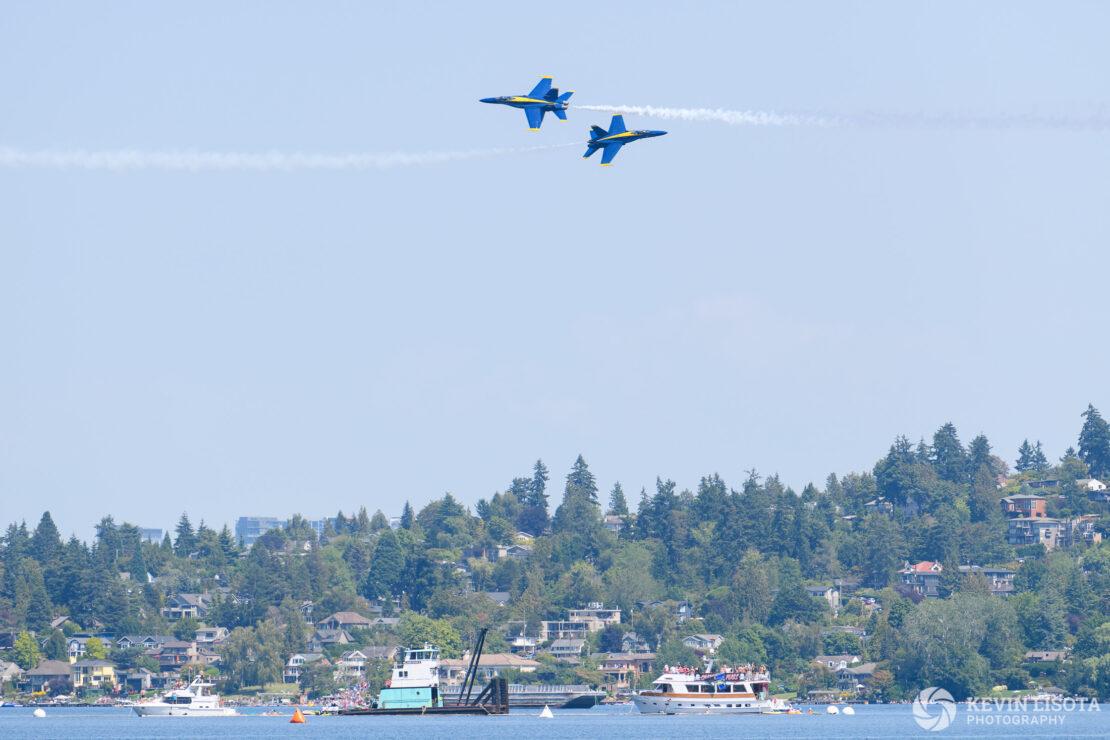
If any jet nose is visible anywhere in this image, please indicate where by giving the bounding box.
[480,98,497,104]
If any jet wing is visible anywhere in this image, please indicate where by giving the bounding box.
[527,77,554,98]
[600,142,624,165]
[524,105,546,130]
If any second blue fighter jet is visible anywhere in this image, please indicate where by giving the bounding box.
[480,77,574,130]
[583,114,667,166]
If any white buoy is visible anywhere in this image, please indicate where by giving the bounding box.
[826,705,839,714]
[539,705,554,718]
[842,705,855,715]
[33,708,46,718]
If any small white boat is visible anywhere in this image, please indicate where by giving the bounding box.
[133,676,238,717]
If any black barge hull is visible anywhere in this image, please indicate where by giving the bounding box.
[338,705,502,716]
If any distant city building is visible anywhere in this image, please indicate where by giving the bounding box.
[235,517,285,547]
[140,528,164,543]
[235,515,349,547]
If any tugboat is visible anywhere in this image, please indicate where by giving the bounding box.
[339,628,508,716]
[632,660,791,715]
[133,675,238,717]
[376,643,444,709]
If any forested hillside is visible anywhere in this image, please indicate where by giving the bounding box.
[3,405,1110,700]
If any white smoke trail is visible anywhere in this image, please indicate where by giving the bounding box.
[575,104,841,127]
[577,104,1110,131]
[0,143,577,172]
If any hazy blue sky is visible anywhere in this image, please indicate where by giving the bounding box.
[2,2,1108,539]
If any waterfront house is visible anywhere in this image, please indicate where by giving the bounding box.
[837,662,876,694]
[600,652,657,688]
[336,650,369,678]
[284,653,327,683]
[71,659,115,689]
[437,653,539,685]
[25,660,73,692]
[0,660,23,684]
[119,667,155,692]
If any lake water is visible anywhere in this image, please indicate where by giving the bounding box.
[1,703,1106,739]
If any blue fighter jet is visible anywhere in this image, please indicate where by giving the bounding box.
[480,77,574,130]
[583,114,667,166]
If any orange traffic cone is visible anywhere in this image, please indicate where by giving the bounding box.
[291,707,306,724]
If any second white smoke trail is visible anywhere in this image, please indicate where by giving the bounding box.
[0,143,577,172]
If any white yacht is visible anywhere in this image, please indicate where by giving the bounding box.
[133,676,238,717]
[632,663,792,715]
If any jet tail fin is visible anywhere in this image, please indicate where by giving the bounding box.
[544,88,560,101]
[583,146,599,159]
[589,125,608,139]
[554,109,567,121]
[608,114,627,135]
[556,91,574,104]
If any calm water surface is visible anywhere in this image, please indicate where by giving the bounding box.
[1,703,1106,739]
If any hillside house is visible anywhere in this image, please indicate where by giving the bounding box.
[900,561,944,597]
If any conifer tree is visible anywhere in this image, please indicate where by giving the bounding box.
[1078,404,1110,477]
[607,482,629,516]
[174,513,196,557]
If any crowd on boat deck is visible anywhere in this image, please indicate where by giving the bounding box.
[663,664,768,679]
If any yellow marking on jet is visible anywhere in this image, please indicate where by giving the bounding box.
[600,163,613,167]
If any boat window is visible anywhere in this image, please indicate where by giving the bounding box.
[686,685,700,692]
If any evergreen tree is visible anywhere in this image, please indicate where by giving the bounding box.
[931,422,968,483]
[400,502,415,530]
[45,629,67,661]
[1016,439,1035,473]
[528,459,549,509]
[565,455,598,504]
[356,507,373,535]
[370,510,389,532]
[362,529,405,600]
[607,482,629,516]
[128,543,148,581]
[1078,404,1110,477]
[174,513,196,557]
[1031,441,1049,472]
[967,434,992,474]
[30,512,63,565]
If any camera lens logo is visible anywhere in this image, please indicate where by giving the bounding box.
[913,687,956,731]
